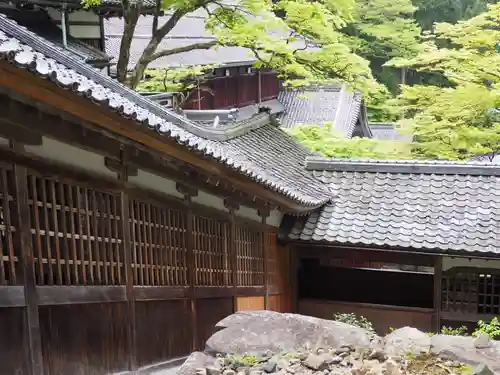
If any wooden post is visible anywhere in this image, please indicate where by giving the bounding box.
[433,255,443,333]
[290,246,299,314]
[111,153,138,373]
[224,199,239,312]
[258,207,270,310]
[13,157,44,375]
[177,183,197,351]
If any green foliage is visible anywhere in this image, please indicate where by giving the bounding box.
[473,317,500,339]
[136,65,216,95]
[333,312,375,333]
[225,354,259,368]
[440,325,469,336]
[288,123,412,159]
[388,3,500,160]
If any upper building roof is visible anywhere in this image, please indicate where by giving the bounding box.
[0,14,331,210]
[369,123,412,141]
[286,158,500,255]
[277,86,367,139]
[0,7,111,65]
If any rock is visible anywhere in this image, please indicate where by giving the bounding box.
[472,364,494,375]
[263,358,278,373]
[304,354,330,371]
[473,334,491,349]
[207,366,222,375]
[196,369,207,375]
[179,352,219,375]
[222,371,235,375]
[384,327,431,357]
[368,349,387,362]
[330,356,342,365]
[383,360,402,375]
[430,334,500,372]
[250,371,263,375]
[206,312,374,354]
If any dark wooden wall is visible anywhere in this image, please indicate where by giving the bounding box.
[183,72,279,110]
[0,155,290,375]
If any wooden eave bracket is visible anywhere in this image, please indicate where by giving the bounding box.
[104,156,138,177]
[176,182,198,199]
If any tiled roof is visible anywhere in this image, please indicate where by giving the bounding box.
[1,8,111,64]
[277,87,362,138]
[10,0,158,10]
[0,14,331,210]
[287,158,500,255]
[369,123,412,141]
[104,11,310,69]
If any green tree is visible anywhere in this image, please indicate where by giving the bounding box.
[388,3,500,160]
[84,0,379,95]
[287,123,412,159]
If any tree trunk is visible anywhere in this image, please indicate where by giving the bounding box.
[117,6,140,84]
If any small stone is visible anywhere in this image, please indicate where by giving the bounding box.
[289,359,301,365]
[472,364,494,375]
[338,352,349,358]
[222,370,235,375]
[298,353,308,361]
[335,348,351,355]
[329,356,342,365]
[286,367,296,374]
[304,355,329,371]
[383,360,402,375]
[237,371,247,375]
[196,368,208,375]
[250,371,263,375]
[368,349,387,362]
[207,367,222,375]
[277,358,290,370]
[473,334,491,349]
[263,359,278,373]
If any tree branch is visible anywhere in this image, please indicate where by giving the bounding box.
[116,1,140,83]
[148,40,218,62]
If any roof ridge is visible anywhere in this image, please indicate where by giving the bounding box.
[305,157,500,176]
[0,14,268,141]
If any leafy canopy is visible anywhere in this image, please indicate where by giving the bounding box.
[83,0,380,96]
[287,123,412,159]
[388,3,500,160]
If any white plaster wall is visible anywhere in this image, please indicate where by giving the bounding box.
[69,25,101,39]
[443,256,500,271]
[22,138,284,225]
[68,10,99,22]
[24,137,116,178]
[128,170,184,199]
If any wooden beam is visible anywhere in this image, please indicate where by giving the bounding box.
[224,199,239,312]
[259,207,270,310]
[13,163,44,375]
[0,286,26,307]
[434,256,442,332]
[183,191,197,351]
[133,286,189,301]
[0,120,43,145]
[0,63,315,213]
[37,286,127,305]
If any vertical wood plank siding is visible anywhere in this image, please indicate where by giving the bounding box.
[0,158,288,375]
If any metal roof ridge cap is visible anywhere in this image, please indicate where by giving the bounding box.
[304,157,500,176]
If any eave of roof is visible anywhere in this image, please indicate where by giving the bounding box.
[0,14,332,210]
[287,158,500,255]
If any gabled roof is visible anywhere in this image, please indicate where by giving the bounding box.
[277,86,364,138]
[369,123,412,141]
[286,158,500,255]
[0,7,111,65]
[0,14,331,210]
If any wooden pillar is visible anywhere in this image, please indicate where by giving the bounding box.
[12,148,44,375]
[258,207,270,310]
[108,155,138,372]
[224,199,239,312]
[177,183,198,351]
[290,246,299,314]
[433,255,443,332]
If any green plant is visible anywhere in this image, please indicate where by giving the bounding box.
[441,325,469,336]
[473,317,500,339]
[333,313,375,333]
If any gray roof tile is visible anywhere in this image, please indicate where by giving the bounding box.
[287,158,500,255]
[369,123,412,141]
[0,14,331,209]
[277,86,362,138]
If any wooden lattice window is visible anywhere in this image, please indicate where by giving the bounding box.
[0,167,18,285]
[442,268,500,315]
[235,224,264,286]
[129,200,188,286]
[28,175,124,286]
[193,215,231,287]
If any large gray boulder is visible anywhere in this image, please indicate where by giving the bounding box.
[431,334,500,372]
[384,327,431,357]
[205,311,374,355]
